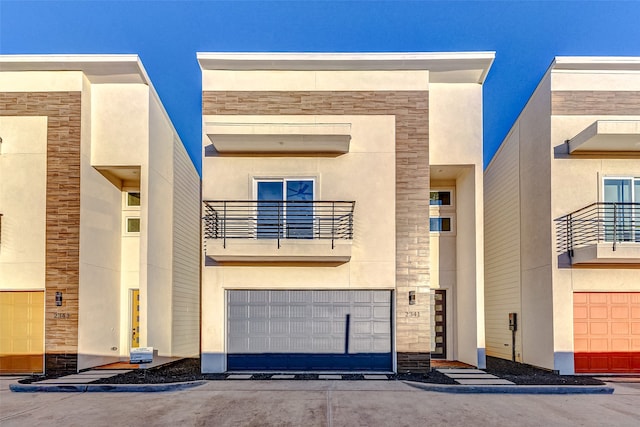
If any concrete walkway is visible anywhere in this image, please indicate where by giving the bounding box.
[437,368,515,385]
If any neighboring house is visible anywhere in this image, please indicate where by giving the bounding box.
[485,57,640,374]
[199,52,493,373]
[0,55,200,374]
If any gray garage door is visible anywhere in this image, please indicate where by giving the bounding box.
[227,290,392,371]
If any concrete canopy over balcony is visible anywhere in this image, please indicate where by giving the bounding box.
[568,120,640,153]
[206,122,351,154]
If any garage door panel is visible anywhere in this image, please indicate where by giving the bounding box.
[612,322,629,335]
[589,307,608,319]
[0,291,44,374]
[588,293,608,304]
[611,339,630,351]
[574,292,640,373]
[589,322,608,335]
[227,290,392,371]
[612,307,629,319]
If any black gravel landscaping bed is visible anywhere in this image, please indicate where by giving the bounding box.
[18,356,606,385]
[484,356,604,385]
[88,358,457,384]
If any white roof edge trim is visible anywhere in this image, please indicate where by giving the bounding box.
[196,51,496,61]
[0,53,141,62]
[196,51,495,83]
[552,56,640,70]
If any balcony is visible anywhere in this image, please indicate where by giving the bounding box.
[556,202,640,264]
[203,200,355,262]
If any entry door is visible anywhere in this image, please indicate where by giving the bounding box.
[257,179,314,239]
[131,289,140,348]
[432,290,447,359]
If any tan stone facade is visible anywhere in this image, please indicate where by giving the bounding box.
[552,91,640,115]
[0,92,82,373]
[203,90,431,371]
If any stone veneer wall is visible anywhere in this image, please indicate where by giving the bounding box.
[0,92,82,373]
[552,91,640,115]
[203,90,431,372]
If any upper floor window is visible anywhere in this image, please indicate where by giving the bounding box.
[602,177,640,242]
[430,187,455,234]
[255,178,315,239]
[430,190,452,206]
[127,192,141,207]
[603,177,640,203]
[123,190,140,236]
[430,217,452,232]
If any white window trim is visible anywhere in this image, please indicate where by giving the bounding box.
[124,216,141,235]
[430,187,455,209]
[125,191,141,208]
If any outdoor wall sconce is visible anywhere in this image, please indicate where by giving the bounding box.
[56,292,63,306]
[409,291,416,305]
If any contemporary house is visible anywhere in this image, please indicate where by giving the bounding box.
[485,57,640,374]
[0,55,200,374]
[200,52,493,373]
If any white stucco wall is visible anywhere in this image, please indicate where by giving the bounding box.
[429,83,485,367]
[78,78,123,369]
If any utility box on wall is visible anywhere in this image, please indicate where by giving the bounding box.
[509,312,517,331]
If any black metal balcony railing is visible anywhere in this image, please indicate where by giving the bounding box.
[556,202,640,256]
[203,200,355,249]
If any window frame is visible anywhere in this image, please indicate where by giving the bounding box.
[125,217,141,234]
[429,186,456,235]
[430,188,455,208]
[253,177,317,239]
[429,216,455,234]
[252,177,317,201]
[126,191,141,208]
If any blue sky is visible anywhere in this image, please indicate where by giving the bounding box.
[2,0,640,172]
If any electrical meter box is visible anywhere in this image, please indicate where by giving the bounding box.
[508,312,517,331]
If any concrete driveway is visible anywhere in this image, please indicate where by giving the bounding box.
[2,378,640,426]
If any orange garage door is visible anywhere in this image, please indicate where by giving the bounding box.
[574,292,640,373]
[0,291,44,374]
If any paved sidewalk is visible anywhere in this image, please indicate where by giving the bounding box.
[3,378,638,427]
[10,370,614,394]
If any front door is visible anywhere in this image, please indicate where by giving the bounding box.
[131,289,140,348]
[432,290,447,359]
